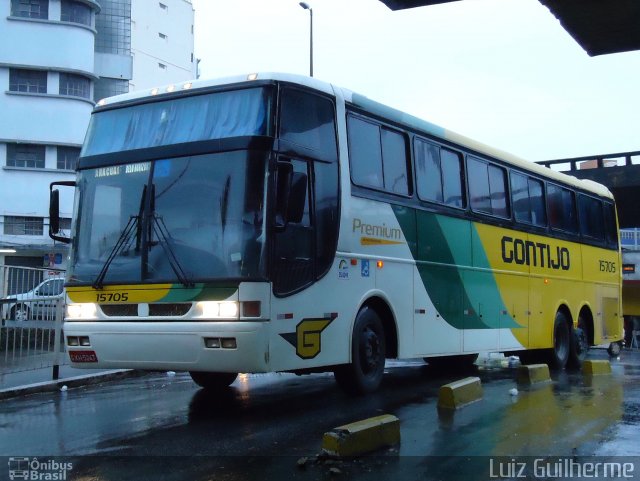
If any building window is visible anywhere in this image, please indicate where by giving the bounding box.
[11,0,49,19]
[4,216,44,236]
[95,0,131,55]
[93,77,128,102]
[9,69,47,94]
[57,146,80,170]
[6,143,46,169]
[61,0,91,26]
[59,73,90,99]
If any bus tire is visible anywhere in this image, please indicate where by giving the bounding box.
[546,311,571,370]
[567,315,589,369]
[189,371,238,389]
[334,306,386,395]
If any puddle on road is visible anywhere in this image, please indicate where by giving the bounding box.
[397,366,627,458]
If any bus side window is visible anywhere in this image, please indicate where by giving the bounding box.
[578,194,605,240]
[548,183,577,233]
[347,115,383,189]
[604,202,619,248]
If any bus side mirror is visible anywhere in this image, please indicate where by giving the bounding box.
[49,181,76,244]
[50,189,61,234]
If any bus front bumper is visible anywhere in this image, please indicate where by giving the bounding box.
[63,321,270,373]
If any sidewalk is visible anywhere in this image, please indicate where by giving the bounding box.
[0,364,142,400]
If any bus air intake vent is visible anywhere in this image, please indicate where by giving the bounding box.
[148,303,191,316]
[99,303,192,317]
[100,304,138,316]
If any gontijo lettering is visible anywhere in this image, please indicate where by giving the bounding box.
[501,236,570,270]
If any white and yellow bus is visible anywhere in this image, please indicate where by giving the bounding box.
[50,73,623,394]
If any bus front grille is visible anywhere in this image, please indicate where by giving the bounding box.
[99,303,192,317]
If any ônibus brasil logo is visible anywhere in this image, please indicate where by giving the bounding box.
[8,457,73,481]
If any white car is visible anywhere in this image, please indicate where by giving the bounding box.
[2,277,65,321]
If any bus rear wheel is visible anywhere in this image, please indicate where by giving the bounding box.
[546,311,571,370]
[567,315,589,369]
[334,306,386,395]
[189,371,238,389]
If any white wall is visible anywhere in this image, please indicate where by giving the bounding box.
[0,0,95,252]
[0,0,196,257]
[0,77,92,144]
[130,0,196,90]
[1,11,95,74]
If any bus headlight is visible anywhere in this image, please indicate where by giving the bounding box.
[197,301,239,319]
[66,303,97,319]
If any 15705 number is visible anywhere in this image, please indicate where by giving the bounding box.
[96,292,129,302]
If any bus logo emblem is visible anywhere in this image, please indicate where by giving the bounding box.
[280,316,337,359]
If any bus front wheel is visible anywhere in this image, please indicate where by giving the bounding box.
[189,371,238,389]
[334,306,386,395]
[546,311,571,370]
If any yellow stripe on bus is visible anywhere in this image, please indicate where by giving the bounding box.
[66,284,173,303]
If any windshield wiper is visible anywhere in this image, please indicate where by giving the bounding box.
[151,215,194,288]
[93,186,147,289]
[92,216,138,289]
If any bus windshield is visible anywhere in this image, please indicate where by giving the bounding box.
[68,151,268,285]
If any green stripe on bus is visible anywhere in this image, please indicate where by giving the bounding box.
[160,284,239,302]
[393,206,520,330]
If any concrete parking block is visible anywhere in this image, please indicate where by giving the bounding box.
[322,414,400,457]
[437,376,482,410]
[582,359,612,376]
[517,364,551,385]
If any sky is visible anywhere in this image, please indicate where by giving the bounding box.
[191,0,640,163]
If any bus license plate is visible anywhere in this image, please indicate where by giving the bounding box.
[69,351,98,363]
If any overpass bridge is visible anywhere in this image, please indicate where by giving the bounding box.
[378,0,640,57]
[537,150,640,229]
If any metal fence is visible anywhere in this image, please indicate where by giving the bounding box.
[0,265,67,379]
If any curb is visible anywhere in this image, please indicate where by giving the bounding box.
[583,359,612,376]
[437,376,483,410]
[0,369,145,401]
[322,414,400,457]
[517,364,551,385]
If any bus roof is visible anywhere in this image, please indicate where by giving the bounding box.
[96,72,613,200]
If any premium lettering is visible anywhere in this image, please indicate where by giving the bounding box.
[501,236,570,270]
[352,218,402,240]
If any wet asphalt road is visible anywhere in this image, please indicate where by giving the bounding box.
[1,349,640,481]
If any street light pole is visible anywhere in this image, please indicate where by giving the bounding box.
[299,2,313,77]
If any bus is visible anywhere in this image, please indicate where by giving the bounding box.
[49,73,623,394]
